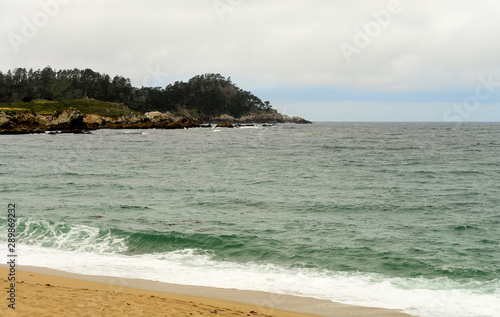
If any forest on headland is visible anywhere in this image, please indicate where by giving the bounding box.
[0,66,274,120]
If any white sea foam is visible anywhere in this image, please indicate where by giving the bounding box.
[15,219,128,254]
[11,244,500,317]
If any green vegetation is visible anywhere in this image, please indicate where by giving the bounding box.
[0,67,272,120]
[0,99,137,117]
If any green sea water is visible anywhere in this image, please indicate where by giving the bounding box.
[1,123,499,316]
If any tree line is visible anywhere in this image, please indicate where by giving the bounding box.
[0,67,272,119]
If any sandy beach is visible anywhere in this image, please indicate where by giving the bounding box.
[0,265,411,316]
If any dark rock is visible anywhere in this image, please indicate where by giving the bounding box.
[0,108,85,134]
[296,118,312,124]
[83,112,199,130]
[46,108,85,131]
[0,112,10,129]
[1,109,200,134]
[216,122,234,128]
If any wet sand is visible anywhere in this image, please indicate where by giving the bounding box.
[0,265,411,316]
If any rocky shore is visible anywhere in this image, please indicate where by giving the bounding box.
[210,109,311,124]
[0,108,199,134]
[0,108,310,134]
[1,108,85,134]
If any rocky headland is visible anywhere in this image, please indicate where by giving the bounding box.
[211,109,311,124]
[0,107,310,134]
[1,69,312,133]
[0,108,311,134]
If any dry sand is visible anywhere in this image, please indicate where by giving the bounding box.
[1,265,411,316]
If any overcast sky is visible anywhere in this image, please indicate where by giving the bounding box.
[2,0,500,121]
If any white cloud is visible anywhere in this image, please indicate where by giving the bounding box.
[2,0,500,95]
[280,100,500,122]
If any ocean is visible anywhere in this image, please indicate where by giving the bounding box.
[1,122,499,317]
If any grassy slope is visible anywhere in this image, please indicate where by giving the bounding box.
[0,99,137,117]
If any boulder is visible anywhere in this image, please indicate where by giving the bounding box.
[0,108,85,134]
[114,113,146,124]
[0,112,42,133]
[178,117,200,128]
[296,118,312,124]
[215,114,235,122]
[83,114,105,129]
[237,109,283,123]
[0,112,10,128]
[145,111,175,123]
[216,122,234,128]
[47,108,85,130]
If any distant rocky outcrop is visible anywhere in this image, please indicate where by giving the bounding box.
[84,112,199,130]
[216,122,234,128]
[210,109,311,124]
[144,111,176,123]
[296,118,312,124]
[0,105,310,134]
[0,108,85,134]
[213,114,236,122]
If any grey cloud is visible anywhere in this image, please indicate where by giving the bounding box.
[2,0,500,93]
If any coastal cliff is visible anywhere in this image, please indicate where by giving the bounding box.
[0,108,200,134]
[0,107,310,134]
[0,108,85,134]
[84,111,199,130]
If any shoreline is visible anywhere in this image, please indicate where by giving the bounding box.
[0,265,411,316]
[1,104,311,134]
